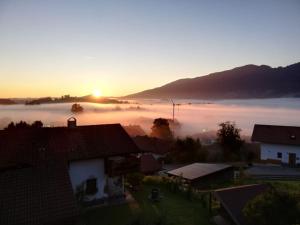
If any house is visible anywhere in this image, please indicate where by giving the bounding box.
[213,184,269,225]
[133,136,173,174]
[0,118,141,225]
[140,154,162,174]
[166,163,233,188]
[251,124,300,166]
[133,135,172,160]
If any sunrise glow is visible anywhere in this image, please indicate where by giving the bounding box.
[92,89,102,98]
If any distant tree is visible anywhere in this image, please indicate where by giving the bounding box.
[172,137,203,163]
[243,188,300,225]
[4,120,43,130]
[31,120,43,128]
[5,122,15,130]
[71,103,84,113]
[217,121,243,160]
[150,118,173,140]
[14,121,30,129]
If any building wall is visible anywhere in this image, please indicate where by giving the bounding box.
[68,158,107,201]
[261,143,300,165]
[192,168,234,189]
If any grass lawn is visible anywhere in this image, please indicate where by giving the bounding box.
[79,184,212,225]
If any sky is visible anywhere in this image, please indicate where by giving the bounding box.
[0,0,300,98]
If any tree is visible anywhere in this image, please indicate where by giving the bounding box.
[4,120,43,130]
[5,122,15,130]
[243,189,300,225]
[31,120,43,128]
[14,121,30,129]
[172,137,204,163]
[217,121,243,159]
[150,118,173,140]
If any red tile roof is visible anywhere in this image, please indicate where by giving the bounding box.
[251,124,300,145]
[0,124,141,166]
[214,184,269,225]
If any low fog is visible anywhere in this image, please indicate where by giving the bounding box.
[1,98,300,137]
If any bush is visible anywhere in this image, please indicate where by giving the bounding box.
[243,188,300,225]
[126,172,144,188]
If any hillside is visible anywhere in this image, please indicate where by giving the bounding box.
[127,62,300,99]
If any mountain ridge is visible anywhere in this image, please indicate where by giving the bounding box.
[127,62,300,99]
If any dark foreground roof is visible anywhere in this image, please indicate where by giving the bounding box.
[251,124,300,146]
[0,123,140,166]
[0,162,78,225]
[167,163,232,181]
[214,184,269,225]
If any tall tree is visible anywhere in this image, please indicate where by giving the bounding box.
[150,118,173,140]
[217,121,243,159]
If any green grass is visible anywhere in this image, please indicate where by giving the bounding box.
[79,184,212,225]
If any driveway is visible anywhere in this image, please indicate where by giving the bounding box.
[246,163,300,176]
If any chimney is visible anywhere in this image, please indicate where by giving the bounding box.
[67,117,77,128]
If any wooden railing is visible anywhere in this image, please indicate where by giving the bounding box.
[106,156,140,176]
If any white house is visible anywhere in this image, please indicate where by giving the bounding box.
[252,124,300,167]
[65,118,141,204]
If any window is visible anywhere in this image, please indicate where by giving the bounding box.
[277,152,282,159]
[85,178,98,195]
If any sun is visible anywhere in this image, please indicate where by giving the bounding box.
[92,89,102,98]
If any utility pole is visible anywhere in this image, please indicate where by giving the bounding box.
[171,99,175,122]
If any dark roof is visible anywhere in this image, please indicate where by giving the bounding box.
[0,162,79,225]
[0,124,140,166]
[167,163,232,181]
[133,136,172,155]
[123,125,146,137]
[0,123,141,225]
[251,124,300,146]
[214,184,269,225]
[140,154,161,174]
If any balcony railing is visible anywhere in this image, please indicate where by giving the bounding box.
[106,156,140,176]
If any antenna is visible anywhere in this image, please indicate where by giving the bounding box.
[170,99,175,122]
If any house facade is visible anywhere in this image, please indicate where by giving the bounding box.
[0,118,141,224]
[252,124,300,166]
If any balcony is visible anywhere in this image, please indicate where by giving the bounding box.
[106,155,140,177]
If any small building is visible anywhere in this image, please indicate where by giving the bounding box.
[166,163,233,188]
[0,118,141,225]
[140,154,162,174]
[213,184,269,225]
[133,135,172,160]
[252,124,300,166]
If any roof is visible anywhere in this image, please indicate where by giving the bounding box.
[167,163,232,181]
[251,124,300,146]
[0,162,79,225]
[133,136,172,155]
[0,124,141,166]
[214,184,269,225]
[140,154,161,174]
[0,123,140,225]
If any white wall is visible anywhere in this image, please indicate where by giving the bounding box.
[69,158,106,201]
[261,143,300,164]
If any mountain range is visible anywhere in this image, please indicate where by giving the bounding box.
[127,62,300,99]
